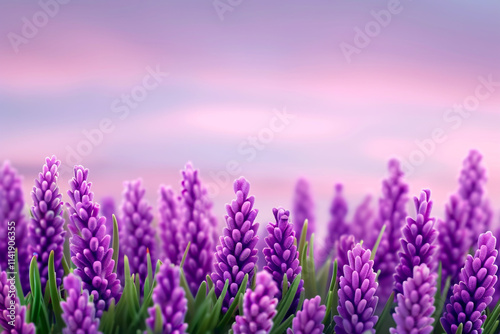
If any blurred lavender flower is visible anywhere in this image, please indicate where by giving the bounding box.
[372,159,409,302]
[391,264,436,334]
[61,273,101,334]
[212,177,259,313]
[119,179,156,286]
[438,195,471,287]
[493,226,500,306]
[264,208,303,314]
[0,271,35,334]
[67,166,121,317]
[336,234,355,278]
[350,195,374,243]
[292,178,315,243]
[318,184,348,266]
[287,296,325,334]
[0,161,30,293]
[28,156,66,291]
[232,271,278,334]
[146,261,188,334]
[100,196,116,243]
[335,243,378,334]
[441,231,498,334]
[394,190,438,295]
[158,185,182,265]
[179,163,215,295]
[458,150,490,245]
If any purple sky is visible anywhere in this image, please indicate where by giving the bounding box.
[1,0,499,238]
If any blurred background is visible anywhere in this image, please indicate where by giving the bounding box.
[1,0,499,239]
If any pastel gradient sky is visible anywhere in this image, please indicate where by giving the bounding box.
[1,1,499,238]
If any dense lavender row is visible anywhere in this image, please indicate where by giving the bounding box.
[0,150,499,334]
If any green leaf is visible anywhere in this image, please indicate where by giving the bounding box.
[324,260,338,325]
[271,274,302,333]
[483,295,500,333]
[433,264,450,333]
[298,220,308,257]
[48,251,64,331]
[146,248,153,290]
[180,268,196,321]
[112,214,120,273]
[282,273,288,298]
[28,255,50,333]
[153,305,163,334]
[456,323,463,334]
[370,224,386,261]
[14,249,25,306]
[374,291,395,333]
[180,241,191,269]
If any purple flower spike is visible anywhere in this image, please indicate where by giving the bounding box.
[493,226,500,306]
[67,166,121,317]
[28,156,66,291]
[212,177,259,313]
[232,271,278,334]
[390,264,436,334]
[438,195,470,286]
[0,161,30,293]
[336,234,355,278]
[441,231,498,334]
[350,195,374,243]
[335,243,379,334]
[146,261,188,334]
[264,208,303,313]
[61,273,101,334]
[292,178,315,243]
[119,179,156,286]
[394,190,438,295]
[287,296,326,334]
[100,196,116,242]
[158,185,183,265]
[373,159,409,302]
[458,150,490,246]
[179,163,215,295]
[319,184,349,265]
[0,271,35,334]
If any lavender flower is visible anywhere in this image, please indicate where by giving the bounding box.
[336,234,355,278]
[458,150,489,245]
[232,271,278,334]
[390,264,436,334]
[263,208,303,313]
[292,178,315,243]
[335,243,379,334]
[319,184,349,265]
[158,185,183,265]
[394,190,438,295]
[119,179,156,285]
[61,273,101,334]
[145,261,187,334]
[28,156,66,291]
[441,231,498,334]
[67,166,121,317]
[350,195,374,243]
[100,196,116,243]
[178,163,215,295]
[372,159,409,302]
[287,296,325,334]
[212,177,259,313]
[438,195,470,285]
[0,161,30,292]
[0,271,35,334]
[493,226,500,306]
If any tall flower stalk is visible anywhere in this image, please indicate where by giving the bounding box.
[212,177,259,313]
[292,178,315,243]
[394,190,438,295]
[263,208,303,314]
[119,179,156,286]
[158,185,183,265]
[66,166,121,317]
[179,163,215,295]
[372,159,409,302]
[28,156,66,291]
[0,161,30,292]
[441,231,498,334]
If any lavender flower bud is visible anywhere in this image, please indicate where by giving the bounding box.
[441,231,498,334]
[287,296,325,334]
[61,273,101,334]
[335,243,379,334]
[212,177,259,313]
[232,271,278,334]
[292,178,315,243]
